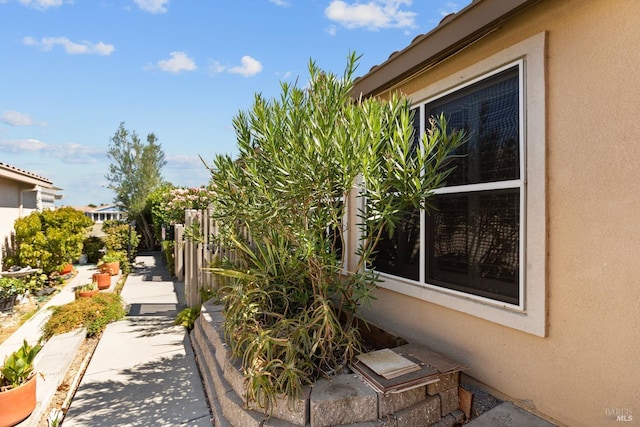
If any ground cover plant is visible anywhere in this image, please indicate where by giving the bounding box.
[207,53,465,409]
[42,293,126,339]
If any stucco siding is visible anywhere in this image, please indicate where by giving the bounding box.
[0,178,40,267]
[356,1,640,425]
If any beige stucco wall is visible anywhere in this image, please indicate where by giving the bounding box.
[0,178,40,268]
[355,1,640,426]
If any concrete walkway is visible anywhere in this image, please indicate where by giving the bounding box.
[63,253,212,426]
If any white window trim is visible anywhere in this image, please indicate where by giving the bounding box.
[374,32,547,337]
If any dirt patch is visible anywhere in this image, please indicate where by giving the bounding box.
[0,291,56,345]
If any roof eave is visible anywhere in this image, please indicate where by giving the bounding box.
[0,165,53,187]
[352,0,541,98]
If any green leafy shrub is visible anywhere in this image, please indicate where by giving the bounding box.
[175,307,200,330]
[103,221,140,254]
[0,339,42,388]
[162,240,175,276]
[42,293,126,339]
[10,207,93,274]
[82,236,104,263]
[102,220,139,269]
[0,277,27,299]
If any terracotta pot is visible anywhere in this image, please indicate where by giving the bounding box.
[100,261,120,276]
[0,374,37,427]
[92,272,111,290]
[76,289,99,299]
[59,263,73,275]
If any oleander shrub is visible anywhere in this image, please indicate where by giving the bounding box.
[207,53,465,409]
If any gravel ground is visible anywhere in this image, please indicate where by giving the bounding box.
[460,380,503,419]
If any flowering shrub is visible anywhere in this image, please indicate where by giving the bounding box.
[151,186,216,230]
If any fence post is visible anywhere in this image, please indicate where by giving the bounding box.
[184,209,202,308]
[174,224,185,281]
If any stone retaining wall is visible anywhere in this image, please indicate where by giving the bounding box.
[191,301,466,427]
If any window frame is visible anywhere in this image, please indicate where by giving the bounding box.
[423,61,524,308]
[369,32,546,336]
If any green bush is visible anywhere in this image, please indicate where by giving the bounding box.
[42,293,126,339]
[11,207,93,274]
[175,307,200,330]
[82,236,104,263]
[0,277,27,299]
[162,240,175,276]
[102,220,140,255]
[0,340,42,388]
[208,54,465,408]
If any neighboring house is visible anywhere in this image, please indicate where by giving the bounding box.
[75,204,125,238]
[0,162,62,267]
[80,204,125,223]
[351,0,638,425]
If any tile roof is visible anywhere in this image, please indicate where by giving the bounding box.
[353,0,541,97]
[0,162,53,185]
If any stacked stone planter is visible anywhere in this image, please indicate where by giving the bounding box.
[191,301,466,427]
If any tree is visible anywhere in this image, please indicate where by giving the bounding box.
[105,122,166,250]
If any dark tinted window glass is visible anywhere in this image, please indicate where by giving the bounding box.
[427,67,520,186]
[371,208,420,281]
[426,190,520,304]
[369,108,421,281]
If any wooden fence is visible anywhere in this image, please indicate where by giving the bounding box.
[174,208,220,308]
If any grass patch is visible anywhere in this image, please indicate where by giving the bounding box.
[42,293,126,339]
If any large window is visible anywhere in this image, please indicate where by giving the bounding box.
[426,65,521,305]
[367,33,546,336]
[373,65,522,305]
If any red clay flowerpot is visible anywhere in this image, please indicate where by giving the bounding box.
[76,289,99,299]
[100,261,120,276]
[59,263,73,275]
[92,272,111,290]
[0,374,37,427]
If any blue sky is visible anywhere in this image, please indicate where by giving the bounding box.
[0,0,467,207]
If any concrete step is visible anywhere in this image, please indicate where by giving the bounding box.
[465,402,557,427]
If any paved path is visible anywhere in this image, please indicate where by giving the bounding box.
[64,253,212,427]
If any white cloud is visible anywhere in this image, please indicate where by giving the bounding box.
[165,154,210,187]
[134,0,169,14]
[207,60,226,75]
[0,138,47,152]
[228,56,263,77]
[154,51,197,74]
[23,36,115,55]
[326,25,337,36]
[48,142,105,163]
[18,0,64,10]
[0,138,104,163]
[439,1,459,16]
[325,0,416,30]
[269,0,290,6]
[166,154,205,169]
[1,111,47,127]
